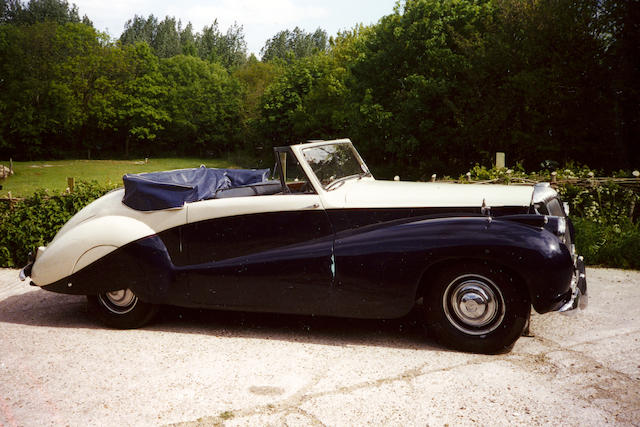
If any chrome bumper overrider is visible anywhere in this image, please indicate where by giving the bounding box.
[19,262,33,281]
[559,256,588,314]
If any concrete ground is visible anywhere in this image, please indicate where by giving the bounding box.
[0,267,639,426]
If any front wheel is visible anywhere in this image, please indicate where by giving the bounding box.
[422,262,530,354]
[87,289,158,329]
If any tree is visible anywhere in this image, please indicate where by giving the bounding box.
[344,0,495,176]
[234,55,280,150]
[600,0,640,169]
[159,55,243,155]
[261,27,328,62]
[0,0,91,25]
[97,42,169,157]
[153,16,181,58]
[477,0,617,170]
[180,22,196,56]
[120,14,157,46]
[195,20,247,69]
[0,22,102,158]
[259,53,348,145]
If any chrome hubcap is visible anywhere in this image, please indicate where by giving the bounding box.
[443,275,505,335]
[99,289,138,314]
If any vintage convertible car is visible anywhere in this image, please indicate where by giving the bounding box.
[20,139,587,353]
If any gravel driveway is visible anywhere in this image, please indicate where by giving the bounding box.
[1,267,639,426]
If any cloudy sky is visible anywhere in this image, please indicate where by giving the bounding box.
[71,0,398,56]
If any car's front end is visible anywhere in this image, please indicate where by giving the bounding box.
[531,183,588,313]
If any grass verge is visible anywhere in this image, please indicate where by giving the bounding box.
[0,158,241,197]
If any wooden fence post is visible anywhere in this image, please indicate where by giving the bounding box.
[67,177,75,193]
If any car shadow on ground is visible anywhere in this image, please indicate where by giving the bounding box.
[0,288,445,351]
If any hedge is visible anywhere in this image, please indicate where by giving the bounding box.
[0,181,117,267]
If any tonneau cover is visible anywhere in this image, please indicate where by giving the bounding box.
[122,166,270,211]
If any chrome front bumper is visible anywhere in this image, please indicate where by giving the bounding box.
[558,256,588,313]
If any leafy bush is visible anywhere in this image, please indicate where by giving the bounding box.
[558,182,638,225]
[572,218,640,270]
[0,181,117,267]
[462,163,529,183]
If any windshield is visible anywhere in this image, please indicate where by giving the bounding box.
[302,143,370,190]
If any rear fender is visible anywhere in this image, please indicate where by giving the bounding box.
[31,216,156,287]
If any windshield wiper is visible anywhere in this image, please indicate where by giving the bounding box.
[325,174,361,190]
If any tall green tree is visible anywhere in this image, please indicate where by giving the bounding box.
[120,14,157,46]
[0,0,90,25]
[120,15,183,58]
[195,20,247,69]
[261,27,328,62]
[179,22,196,56]
[89,41,169,157]
[0,22,102,157]
[259,53,348,145]
[234,55,280,148]
[345,0,495,176]
[153,16,181,58]
[475,0,616,170]
[117,42,169,157]
[600,0,640,169]
[159,54,243,155]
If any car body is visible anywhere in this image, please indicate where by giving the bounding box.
[20,139,587,353]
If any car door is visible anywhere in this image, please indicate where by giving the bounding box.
[182,151,335,315]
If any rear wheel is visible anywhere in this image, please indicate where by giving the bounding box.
[422,262,530,354]
[87,289,158,329]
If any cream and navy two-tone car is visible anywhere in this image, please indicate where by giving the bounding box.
[20,139,587,353]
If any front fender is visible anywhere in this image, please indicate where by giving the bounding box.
[31,215,157,286]
[334,216,573,316]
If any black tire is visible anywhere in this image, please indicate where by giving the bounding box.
[422,262,530,354]
[87,289,158,329]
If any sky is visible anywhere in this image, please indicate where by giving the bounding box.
[70,0,399,57]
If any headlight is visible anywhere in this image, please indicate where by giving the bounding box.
[554,216,567,244]
[544,216,567,244]
[557,216,566,237]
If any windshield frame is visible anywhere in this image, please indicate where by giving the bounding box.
[291,140,372,192]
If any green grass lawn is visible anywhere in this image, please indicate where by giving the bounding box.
[0,158,242,197]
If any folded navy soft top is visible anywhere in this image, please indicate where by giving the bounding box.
[122,166,270,211]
